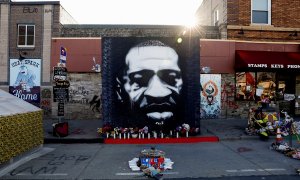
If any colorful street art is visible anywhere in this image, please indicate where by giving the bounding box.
[200,74,221,119]
[102,37,200,131]
[9,59,41,107]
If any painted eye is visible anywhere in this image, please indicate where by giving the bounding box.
[157,70,181,86]
[129,70,154,87]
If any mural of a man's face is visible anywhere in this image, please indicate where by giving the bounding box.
[118,40,183,123]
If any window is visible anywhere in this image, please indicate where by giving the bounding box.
[214,9,219,26]
[18,24,35,47]
[235,72,291,102]
[236,72,256,100]
[251,0,271,24]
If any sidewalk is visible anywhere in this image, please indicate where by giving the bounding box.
[43,118,258,143]
[43,119,103,143]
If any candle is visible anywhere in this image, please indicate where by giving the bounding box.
[148,133,150,139]
[138,133,141,139]
[142,133,145,139]
[186,131,189,137]
[161,133,163,138]
[124,133,126,139]
[170,130,172,136]
[106,133,109,138]
[119,133,121,139]
[176,132,179,138]
[113,133,116,139]
[128,133,130,139]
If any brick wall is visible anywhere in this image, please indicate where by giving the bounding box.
[227,0,300,27]
[220,74,256,119]
[52,4,61,37]
[227,0,300,42]
[0,3,9,83]
[228,29,300,42]
[60,25,220,39]
[9,5,43,59]
[271,0,300,28]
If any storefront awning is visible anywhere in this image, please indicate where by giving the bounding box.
[235,50,300,71]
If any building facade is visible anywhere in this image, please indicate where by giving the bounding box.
[0,0,77,117]
[1,1,221,122]
[197,0,300,42]
[2,0,300,123]
[197,0,300,119]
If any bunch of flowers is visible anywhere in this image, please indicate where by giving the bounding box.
[97,123,200,138]
[97,124,113,137]
[121,127,129,134]
[174,123,200,137]
[175,123,190,136]
[189,127,200,136]
[114,127,121,135]
[140,126,149,134]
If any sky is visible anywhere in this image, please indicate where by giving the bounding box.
[13,0,203,25]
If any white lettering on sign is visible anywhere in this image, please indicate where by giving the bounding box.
[271,64,284,68]
[248,64,267,68]
[11,60,40,68]
[13,90,38,101]
[287,65,300,68]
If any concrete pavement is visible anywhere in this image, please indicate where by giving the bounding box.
[1,141,300,179]
[1,118,300,179]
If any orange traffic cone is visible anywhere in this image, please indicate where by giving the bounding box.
[276,128,283,143]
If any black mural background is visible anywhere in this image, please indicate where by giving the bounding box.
[102,37,200,131]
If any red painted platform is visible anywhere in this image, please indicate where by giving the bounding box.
[104,136,219,144]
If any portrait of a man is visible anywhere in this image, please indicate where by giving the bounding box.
[102,37,200,131]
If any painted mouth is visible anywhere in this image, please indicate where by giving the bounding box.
[146,112,173,120]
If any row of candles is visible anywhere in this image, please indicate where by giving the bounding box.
[106,130,190,139]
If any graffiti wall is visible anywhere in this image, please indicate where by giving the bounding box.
[200,74,221,119]
[219,74,255,119]
[9,59,41,107]
[62,73,102,120]
[102,37,200,131]
[50,38,102,120]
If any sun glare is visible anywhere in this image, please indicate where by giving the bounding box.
[183,16,198,28]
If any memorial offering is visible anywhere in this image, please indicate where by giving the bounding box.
[128,147,174,179]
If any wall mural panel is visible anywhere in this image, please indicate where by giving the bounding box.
[200,74,221,119]
[64,73,102,120]
[102,37,200,131]
[9,59,41,107]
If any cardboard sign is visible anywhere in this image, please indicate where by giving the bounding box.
[53,87,69,102]
[55,80,70,88]
[57,101,64,116]
[53,67,67,81]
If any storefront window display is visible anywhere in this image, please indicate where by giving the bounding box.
[236,72,286,102]
[236,72,256,100]
[256,72,276,101]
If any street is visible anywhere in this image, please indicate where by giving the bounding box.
[1,139,300,179]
